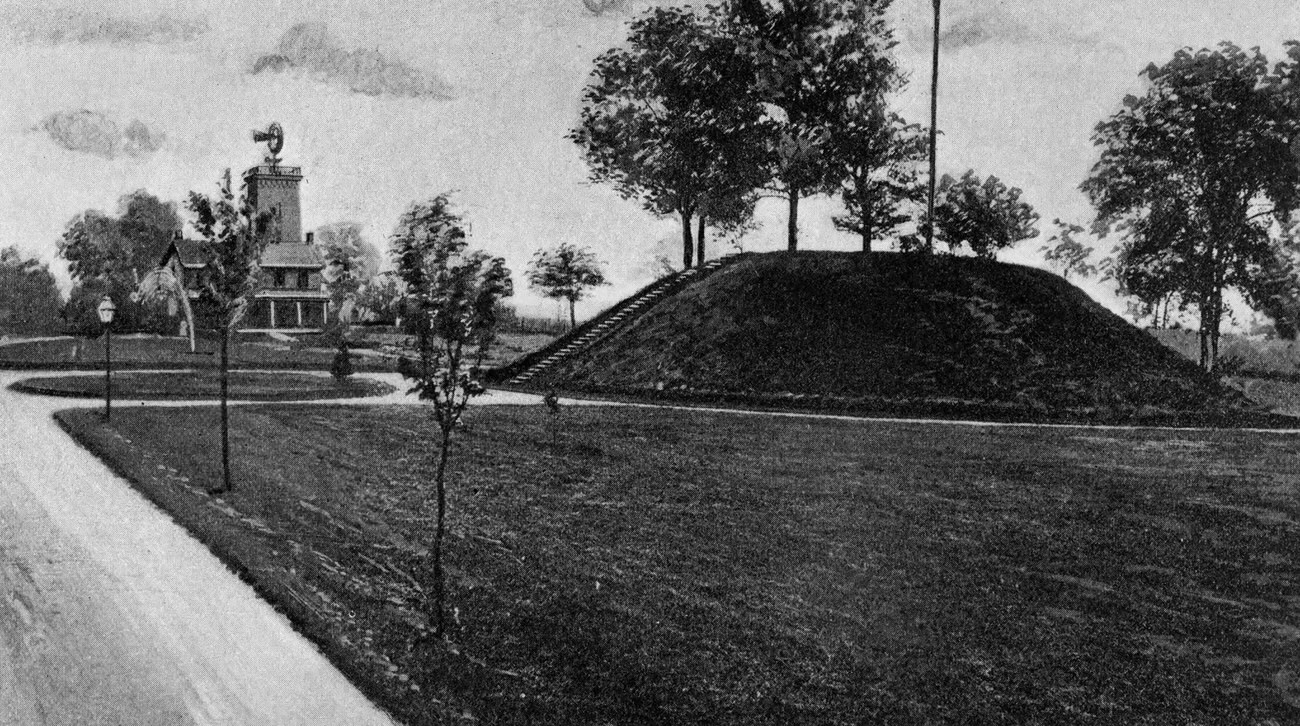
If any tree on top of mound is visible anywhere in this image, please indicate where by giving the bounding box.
[924,170,1039,258]
[723,0,905,252]
[571,6,768,269]
[829,107,927,254]
[1082,42,1300,373]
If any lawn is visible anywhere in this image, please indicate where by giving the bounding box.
[14,371,393,401]
[56,404,1300,725]
[0,331,552,372]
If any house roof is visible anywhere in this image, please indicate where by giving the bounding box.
[259,242,324,269]
[161,238,324,270]
[161,238,208,269]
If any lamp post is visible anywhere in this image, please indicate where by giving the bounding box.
[97,295,116,421]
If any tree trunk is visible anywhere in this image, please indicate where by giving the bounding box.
[219,326,231,493]
[926,0,941,252]
[696,215,706,265]
[861,210,874,254]
[568,296,577,330]
[680,210,695,269]
[419,329,431,382]
[1198,289,1211,372]
[431,424,453,636]
[787,188,800,251]
[1209,285,1223,374]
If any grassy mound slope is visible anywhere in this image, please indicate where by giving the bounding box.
[532,252,1259,423]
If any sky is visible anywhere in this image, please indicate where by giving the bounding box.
[3,0,1300,320]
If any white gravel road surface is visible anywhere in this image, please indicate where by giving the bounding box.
[0,371,402,726]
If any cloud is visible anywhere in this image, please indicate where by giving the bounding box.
[252,23,453,100]
[581,0,631,15]
[39,110,166,159]
[904,6,1100,52]
[1,8,207,45]
[941,10,1032,48]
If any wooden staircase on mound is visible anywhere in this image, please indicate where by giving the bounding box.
[505,255,741,387]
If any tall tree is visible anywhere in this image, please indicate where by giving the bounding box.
[392,193,513,637]
[1082,43,1300,372]
[830,107,926,252]
[186,170,274,494]
[314,222,381,328]
[354,272,405,325]
[572,6,769,269]
[929,170,1039,259]
[0,246,63,334]
[526,242,609,328]
[58,190,182,334]
[726,0,901,251]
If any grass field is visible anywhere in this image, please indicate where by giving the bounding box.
[0,331,553,372]
[14,371,393,401]
[57,404,1300,725]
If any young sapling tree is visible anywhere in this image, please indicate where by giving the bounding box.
[392,194,513,636]
[185,170,273,494]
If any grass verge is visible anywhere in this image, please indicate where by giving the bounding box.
[14,371,393,401]
[0,332,552,373]
[56,404,1300,725]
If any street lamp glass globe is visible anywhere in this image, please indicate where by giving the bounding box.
[97,295,116,324]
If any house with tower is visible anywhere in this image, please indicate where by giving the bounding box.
[160,122,330,332]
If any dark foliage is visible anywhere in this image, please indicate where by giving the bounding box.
[1082,42,1300,372]
[927,169,1040,258]
[571,6,770,267]
[0,246,64,334]
[58,190,182,334]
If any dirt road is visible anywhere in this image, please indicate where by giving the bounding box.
[0,373,400,725]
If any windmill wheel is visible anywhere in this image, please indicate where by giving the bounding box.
[252,122,285,157]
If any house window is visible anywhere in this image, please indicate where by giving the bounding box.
[297,271,311,289]
[273,270,286,287]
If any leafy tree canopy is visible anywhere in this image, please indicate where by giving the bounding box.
[390,193,513,637]
[723,0,902,249]
[314,221,382,326]
[58,189,182,334]
[830,106,926,252]
[0,246,63,335]
[929,170,1039,258]
[1040,219,1099,282]
[185,170,274,330]
[571,5,769,268]
[1081,42,1300,370]
[526,242,609,328]
[354,272,405,325]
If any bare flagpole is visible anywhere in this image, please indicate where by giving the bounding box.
[926,0,940,250]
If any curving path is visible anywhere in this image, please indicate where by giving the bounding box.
[0,370,404,726]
